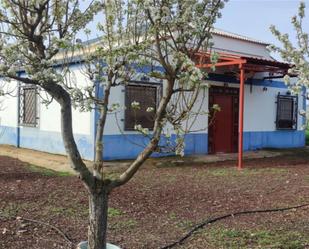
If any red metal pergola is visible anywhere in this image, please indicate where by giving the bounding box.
[193,51,292,169]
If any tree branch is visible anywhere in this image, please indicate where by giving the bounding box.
[110,79,175,189]
[42,82,94,189]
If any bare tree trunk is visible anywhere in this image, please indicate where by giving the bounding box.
[88,189,109,249]
[43,83,93,188]
[44,83,109,249]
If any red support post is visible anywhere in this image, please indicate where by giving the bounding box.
[238,65,245,170]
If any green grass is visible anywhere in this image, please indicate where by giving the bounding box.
[27,164,72,177]
[304,175,309,183]
[0,203,21,218]
[110,218,137,231]
[108,207,123,218]
[203,227,308,249]
[0,202,35,218]
[47,206,78,217]
[306,129,309,145]
[207,167,288,177]
[108,207,134,231]
[42,205,123,219]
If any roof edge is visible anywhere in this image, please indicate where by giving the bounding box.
[211,28,270,46]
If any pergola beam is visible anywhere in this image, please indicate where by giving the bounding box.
[196,59,246,68]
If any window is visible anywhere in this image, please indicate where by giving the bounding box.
[19,86,38,127]
[276,94,298,130]
[124,83,159,130]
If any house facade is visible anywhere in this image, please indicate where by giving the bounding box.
[0,28,306,161]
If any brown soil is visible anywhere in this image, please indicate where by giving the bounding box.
[0,151,309,249]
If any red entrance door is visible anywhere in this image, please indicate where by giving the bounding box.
[209,87,239,154]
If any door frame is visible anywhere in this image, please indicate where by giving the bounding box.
[208,86,239,154]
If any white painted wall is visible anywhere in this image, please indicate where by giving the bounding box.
[104,84,125,135]
[0,80,18,127]
[207,80,304,132]
[38,65,92,135]
[39,98,61,132]
[102,81,209,136]
[0,65,92,137]
[182,87,209,134]
[211,34,272,59]
[1,73,303,146]
[0,32,302,141]
[245,84,304,132]
[244,84,279,132]
[102,77,305,137]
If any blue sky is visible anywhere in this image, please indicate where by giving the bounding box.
[216,0,309,47]
[83,0,309,58]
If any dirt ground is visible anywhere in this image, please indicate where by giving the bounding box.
[0,149,309,249]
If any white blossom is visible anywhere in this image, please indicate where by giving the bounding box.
[146,107,154,112]
[270,1,309,93]
[212,104,221,112]
[134,124,149,135]
[299,109,306,116]
[283,75,291,85]
[175,136,185,157]
[109,103,120,112]
[131,101,140,110]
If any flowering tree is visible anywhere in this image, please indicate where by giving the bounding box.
[269,1,309,93]
[79,1,225,247]
[0,0,225,249]
[0,85,3,111]
[0,85,3,139]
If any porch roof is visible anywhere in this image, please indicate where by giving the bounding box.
[194,51,292,77]
[193,51,293,170]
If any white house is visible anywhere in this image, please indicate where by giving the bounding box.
[0,28,306,162]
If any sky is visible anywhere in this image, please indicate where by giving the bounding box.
[82,0,309,59]
[216,0,309,47]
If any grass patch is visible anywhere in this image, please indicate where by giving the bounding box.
[48,206,77,217]
[110,218,137,231]
[0,202,35,218]
[168,212,177,220]
[304,175,309,183]
[43,202,88,218]
[203,227,308,249]
[0,203,21,218]
[176,219,195,230]
[104,172,121,181]
[42,204,123,219]
[27,164,72,177]
[108,207,123,218]
[207,167,288,177]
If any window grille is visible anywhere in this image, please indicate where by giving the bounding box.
[124,83,159,130]
[276,94,298,130]
[19,86,38,127]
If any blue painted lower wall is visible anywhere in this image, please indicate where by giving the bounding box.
[103,133,208,160]
[0,125,305,160]
[0,126,18,147]
[0,125,94,160]
[103,131,305,160]
[243,130,305,151]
